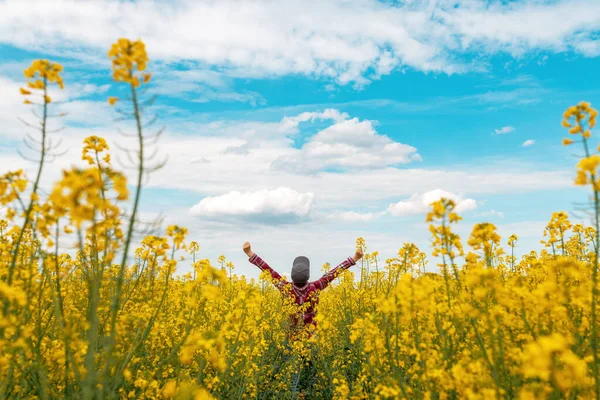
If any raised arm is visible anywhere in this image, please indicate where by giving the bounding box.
[314,248,364,290]
[243,242,289,290]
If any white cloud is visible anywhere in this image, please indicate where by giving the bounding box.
[279,109,349,134]
[493,126,515,135]
[476,209,504,219]
[189,187,314,219]
[54,100,113,125]
[443,1,600,56]
[522,139,535,147]
[0,0,599,85]
[387,189,478,217]
[327,211,384,222]
[272,116,421,173]
[223,142,250,155]
[575,40,600,57]
[151,69,265,105]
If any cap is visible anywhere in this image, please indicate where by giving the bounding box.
[291,256,310,284]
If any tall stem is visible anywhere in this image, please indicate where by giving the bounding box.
[7,78,48,285]
[103,79,145,387]
[582,133,599,399]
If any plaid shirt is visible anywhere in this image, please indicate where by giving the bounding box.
[249,253,356,330]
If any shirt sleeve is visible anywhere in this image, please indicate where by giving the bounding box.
[314,256,356,291]
[249,253,289,291]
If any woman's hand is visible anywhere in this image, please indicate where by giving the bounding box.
[352,248,364,262]
[243,241,254,258]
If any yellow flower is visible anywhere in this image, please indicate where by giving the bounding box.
[28,80,45,90]
[163,381,177,398]
[19,88,31,95]
[166,225,189,250]
[111,172,128,201]
[188,241,200,254]
[108,38,150,86]
[123,369,132,382]
[562,138,573,145]
[575,170,587,185]
[108,96,119,106]
[23,59,64,91]
[23,99,32,105]
[44,95,51,103]
[193,388,215,400]
[82,135,109,165]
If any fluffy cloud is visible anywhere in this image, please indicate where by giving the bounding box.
[522,139,535,147]
[279,109,349,134]
[0,0,599,85]
[443,1,600,57]
[272,117,421,173]
[327,211,384,222]
[493,126,515,135]
[189,187,314,220]
[387,189,477,217]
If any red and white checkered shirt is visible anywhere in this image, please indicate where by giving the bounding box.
[249,253,356,330]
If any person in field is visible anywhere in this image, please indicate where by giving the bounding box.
[243,241,363,332]
[243,241,364,395]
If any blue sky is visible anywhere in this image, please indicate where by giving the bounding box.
[0,0,599,280]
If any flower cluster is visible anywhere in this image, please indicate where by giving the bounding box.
[20,59,64,104]
[166,225,189,250]
[82,135,110,166]
[427,198,464,259]
[467,222,503,265]
[562,101,597,140]
[108,38,151,87]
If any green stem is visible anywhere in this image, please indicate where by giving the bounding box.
[7,78,48,285]
[103,78,145,387]
[581,131,599,399]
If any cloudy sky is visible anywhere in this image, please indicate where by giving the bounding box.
[0,0,598,279]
